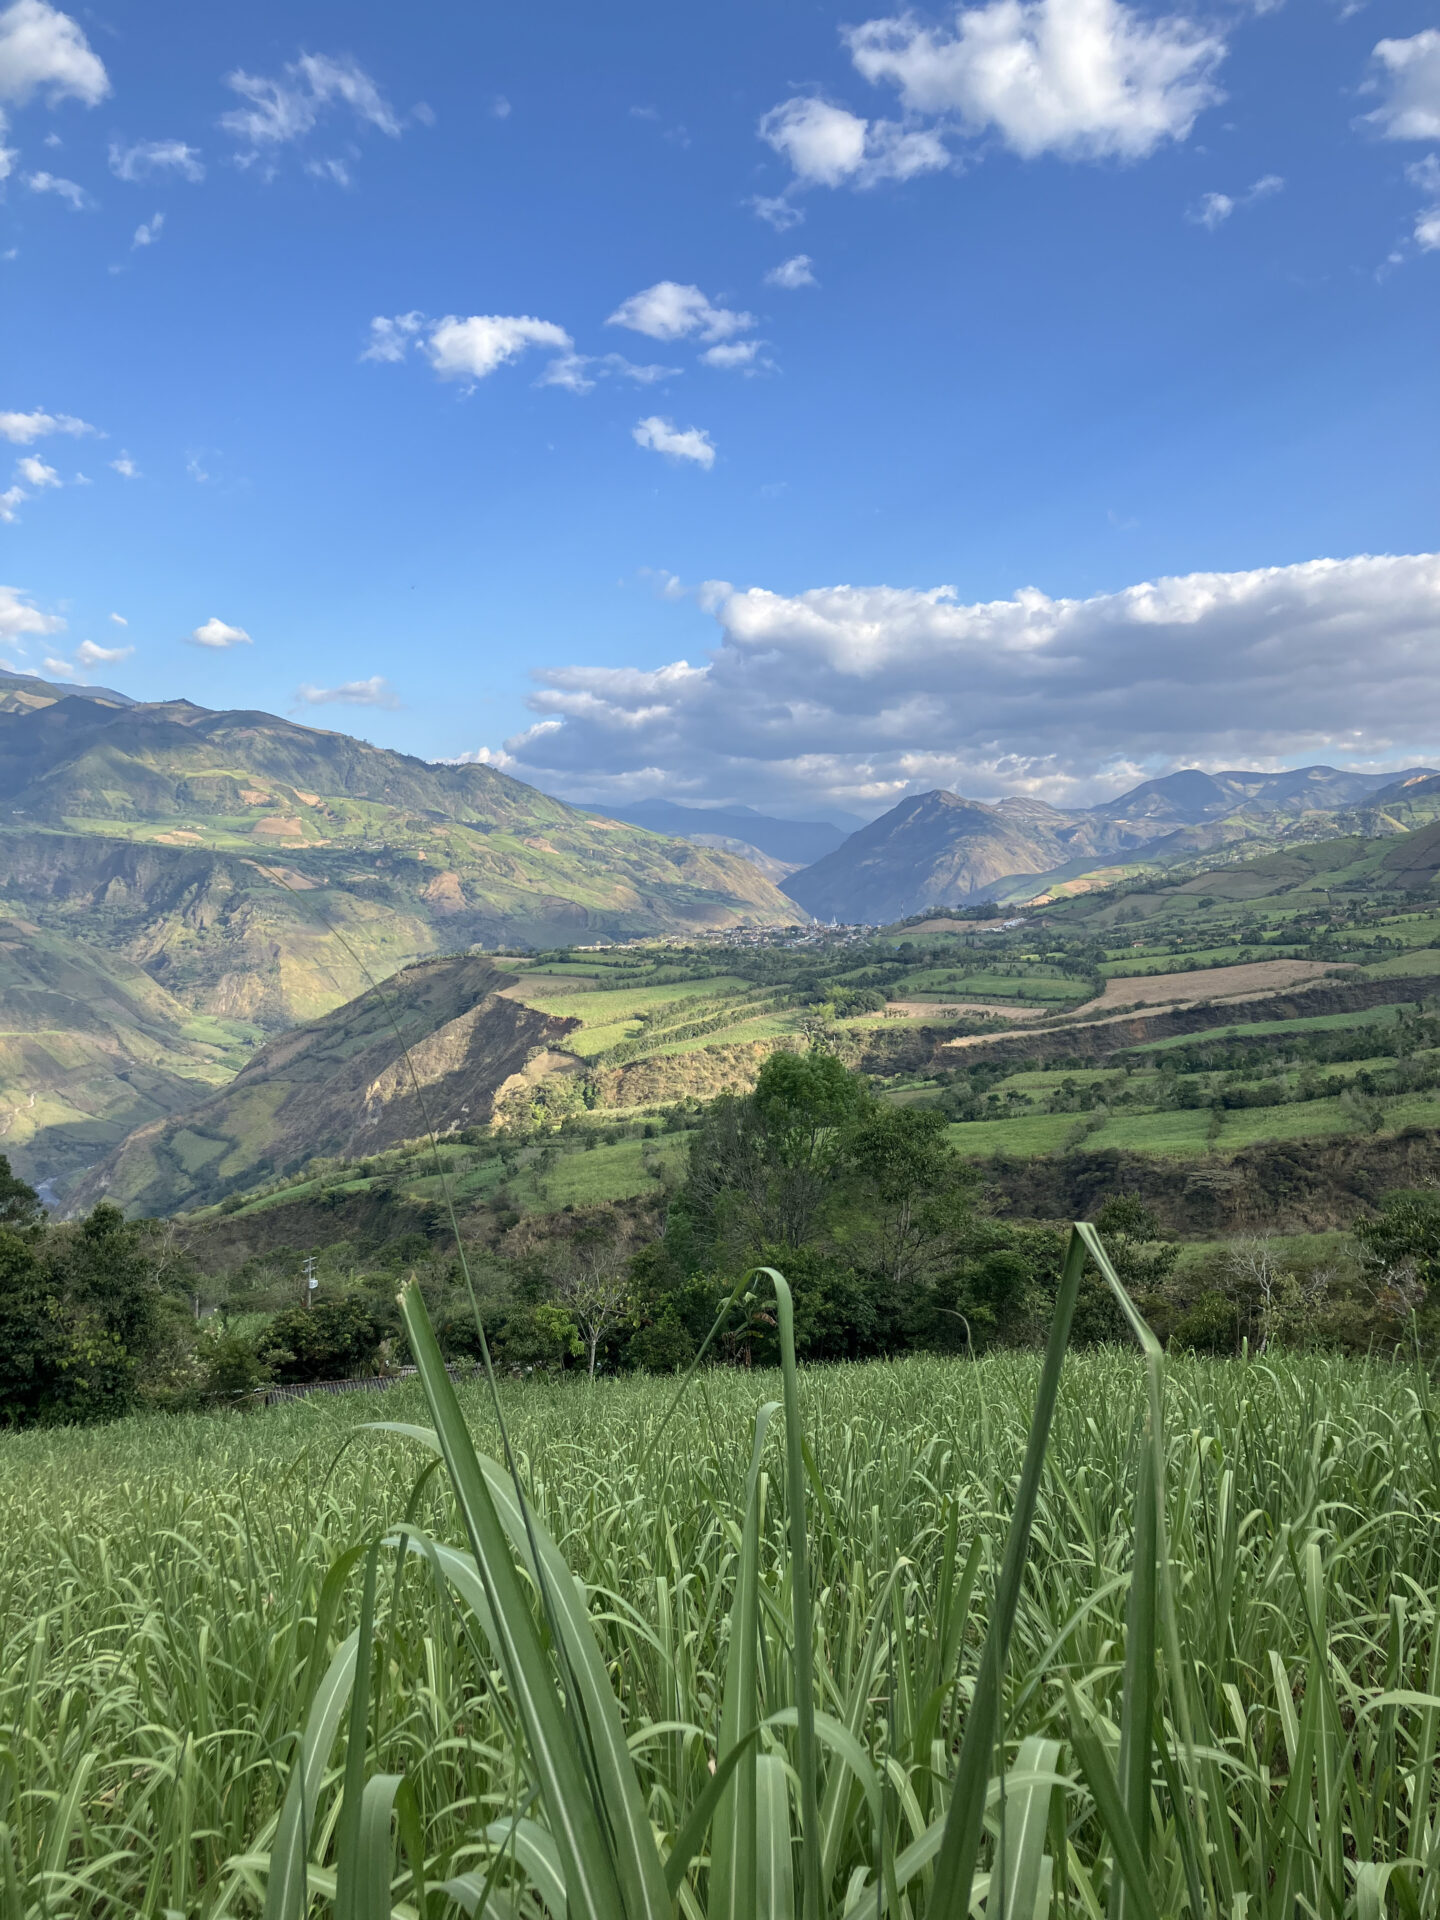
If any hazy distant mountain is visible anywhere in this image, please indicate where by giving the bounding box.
[781,766,1440,922]
[594,798,848,868]
[1089,765,1434,827]
[0,666,135,713]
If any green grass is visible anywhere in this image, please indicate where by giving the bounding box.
[511,1134,690,1208]
[7,1330,1440,1915]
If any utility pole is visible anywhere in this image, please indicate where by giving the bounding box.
[302,1254,318,1308]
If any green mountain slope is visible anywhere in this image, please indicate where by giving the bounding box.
[0,696,801,1028]
[71,951,577,1216]
[0,916,254,1194]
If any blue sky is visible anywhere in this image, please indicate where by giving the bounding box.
[0,0,1437,821]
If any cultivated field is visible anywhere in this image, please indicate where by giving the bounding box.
[5,1289,1440,1917]
[1076,956,1350,1011]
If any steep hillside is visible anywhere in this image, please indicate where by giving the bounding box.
[71,951,575,1216]
[0,916,252,1195]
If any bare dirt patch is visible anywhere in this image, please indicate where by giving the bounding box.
[1076,958,1353,1014]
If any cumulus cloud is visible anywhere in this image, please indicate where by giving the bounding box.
[759,96,950,202]
[75,638,130,666]
[189,616,251,648]
[631,416,716,467]
[0,1,108,110]
[109,452,138,477]
[1362,31,1440,142]
[766,253,818,288]
[0,486,23,521]
[846,0,1225,159]
[108,611,126,624]
[294,675,400,709]
[0,408,91,442]
[363,311,572,381]
[14,454,58,486]
[132,210,163,248]
[484,553,1440,815]
[222,52,399,148]
[24,167,89,207]
[41,654,73,678]
[607,281,754,343]
[0,582,64,643]
[108,138,204,182]
[699,339,770,372]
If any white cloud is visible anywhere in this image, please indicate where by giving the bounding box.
[24,168,90,208]
[700,339,769,371]
[41,654,73,677]
[0,1,108,109]
[15,454,58,486]
[631,416,716,467]
[761,99,867,186]
[75,638,130,666]
[0,583,62,641]
[845,0,1225,160]
[0,486,25,521]
[751,193,806,231]
[485,553,1440,815]
[294,675,400,709]
[1362,31,1440,142]
[0,407,91,442]
[766,253,818,288]
[189,616,251,648]
[110,452,138,477]
[1412,156,1440,248]
[365,311,572,381]
[1190,190,1232,228]
[607,281,755,343]
[1187,173,1282,227]
[108,611,126,624]
[108,138,204,182]
[759,97,950,194]
[426,314,572,380]
[360,311,425,362]
[132,210,164,248]
[537,351,678,393]
[222,52,400,151]
[304,156,350,186]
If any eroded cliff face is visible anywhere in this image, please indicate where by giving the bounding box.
[69,953,579,1217]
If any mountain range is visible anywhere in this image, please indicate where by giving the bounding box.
[0,673,798,1193]
[779,766,1440,923]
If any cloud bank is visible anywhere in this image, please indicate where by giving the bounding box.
[475,553,1440,816]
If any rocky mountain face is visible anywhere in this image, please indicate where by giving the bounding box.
[70,952,572,1217]
[781,766,1440,922]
